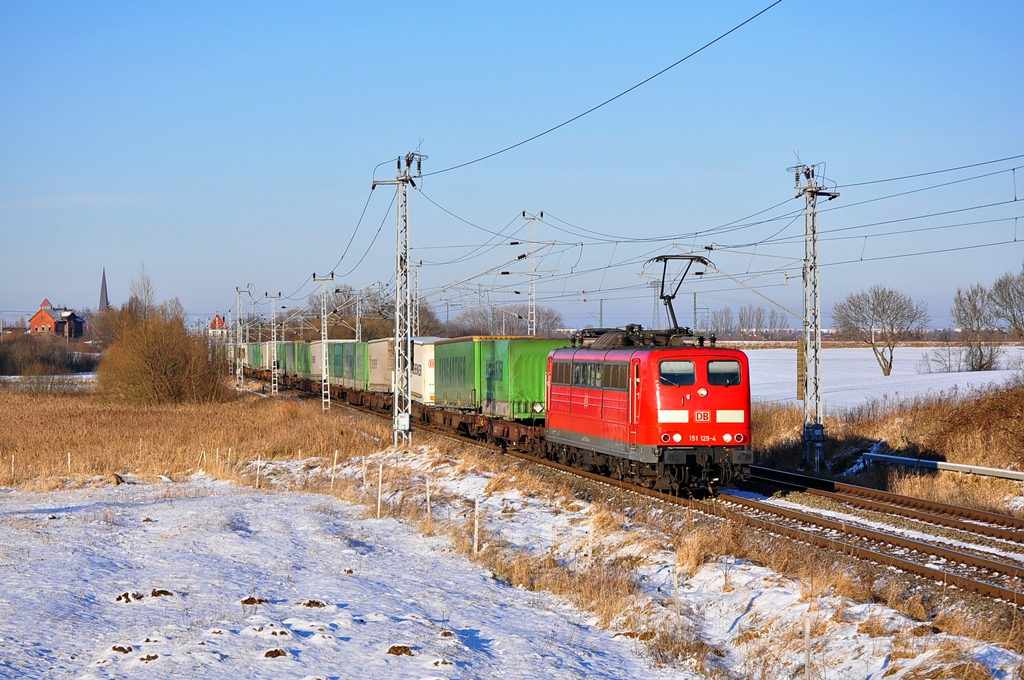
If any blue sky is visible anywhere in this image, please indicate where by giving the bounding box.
[2,1,1023,328]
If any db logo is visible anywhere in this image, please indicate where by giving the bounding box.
[695,411,711,422]
[428,359,434,368]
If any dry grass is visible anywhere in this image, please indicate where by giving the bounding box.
[752,384,1024,518]
[0,389,387,486]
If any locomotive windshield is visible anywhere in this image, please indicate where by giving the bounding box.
[659,360,695,386]
[707,360,742,386]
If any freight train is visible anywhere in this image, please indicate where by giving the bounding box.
[236,325,752,492]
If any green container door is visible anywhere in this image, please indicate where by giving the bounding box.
[350,342,369,390]
[330,343,345,379]
[246,343,262,370]
[483,338,571,420]
[295,343,311,378]
[435,338,481,409]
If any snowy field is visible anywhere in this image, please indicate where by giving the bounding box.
[2,350,1024,678]
[2,452,1021,679]
[746,347,1024,411]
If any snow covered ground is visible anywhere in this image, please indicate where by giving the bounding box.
[2,451,1021,679]
[2,348,1023,677]
[746,347,1024,411]
[0,475,664,679]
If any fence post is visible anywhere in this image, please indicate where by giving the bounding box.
[376,463,383,519]
[473,497,480,555]
[330,449,338,492]
[426,475,432,532]
[804,616,811,680]
[673,560,683,632]
[256,453,262,489]
[67,451,71,476]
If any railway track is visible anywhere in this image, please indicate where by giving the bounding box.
[749,466,1024,541]
[253,378,1024,606]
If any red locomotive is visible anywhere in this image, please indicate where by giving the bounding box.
[544,325,752,491]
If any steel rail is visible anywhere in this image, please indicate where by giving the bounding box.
[752,466,1024,532]
[498,450,1024,606]
[748,472,1024,543]
[249,374,1024,606]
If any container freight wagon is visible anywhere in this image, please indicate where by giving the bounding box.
[341,341,369,390]
[368,338,394,393]
[435,336,572,420]
[310,339,357,383]
[293,342,312,380]
[411,337,443,405]
[244,343,264,371]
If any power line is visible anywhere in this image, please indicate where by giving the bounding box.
[422,1,783,177]
[837,152,1024,188]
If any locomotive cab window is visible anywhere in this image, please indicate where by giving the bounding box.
[707,360,742,386]
[659,360,695,386]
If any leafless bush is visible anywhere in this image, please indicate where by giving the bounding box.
[98,269,228,404]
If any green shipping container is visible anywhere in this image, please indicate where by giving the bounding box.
[340,341,369,390]
[329,342,345,379]
[435,336,571,420]
[295,343,311,378]
[245,343,262,370]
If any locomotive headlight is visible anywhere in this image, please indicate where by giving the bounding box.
[697,388,708,397]
[672,433,683,443]
[722,434,733,443]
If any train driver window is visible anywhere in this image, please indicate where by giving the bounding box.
[707,360,742,386]
[659,360,695,386]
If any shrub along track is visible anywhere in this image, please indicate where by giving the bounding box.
[259,381,1024,607]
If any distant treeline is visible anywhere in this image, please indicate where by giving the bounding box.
[0,334,100,376]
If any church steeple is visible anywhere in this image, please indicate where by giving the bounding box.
[99,266,109,311]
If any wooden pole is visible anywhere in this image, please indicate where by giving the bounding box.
[473,497,479,555]
[804,616,811,680]
[256,453,262,489]
[376,463,383,519]
[673,562,683,632]
[67,451,71,476]
[330,449,338,492]
[426,476,432,532]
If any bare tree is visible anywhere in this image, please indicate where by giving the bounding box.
[449,304,565,337]
[708,307,735,339]
[767,309,789,339]
[831,285,929,376]
[990,264,1024,340]
[737,305,767,339]
[952,283,1002,371]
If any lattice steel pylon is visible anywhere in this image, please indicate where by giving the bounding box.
[235,287,245,389]
[314,272,334,411]
[791,163,838,470]
[372,153,425,448]
[521,211,543,335]
[266,292,282,396]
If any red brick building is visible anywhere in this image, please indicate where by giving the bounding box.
[29,299,85,339]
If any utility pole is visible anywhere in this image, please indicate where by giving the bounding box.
[522,211,543,336]
[266,292,282,396]
[411,262,420,337]
[355,290,362,342]
[792,163,839,471]
[372,152,426,448]
[314,272,334,411]
[599,299,604,327]
[234,287,246,389]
